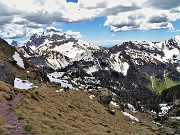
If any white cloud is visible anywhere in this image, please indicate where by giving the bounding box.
[146,0,180,10]
[0,0,180,38]
[66,30,82,39]
[0,24,43,39]
[78,0,106,9]
[104,7,179,32]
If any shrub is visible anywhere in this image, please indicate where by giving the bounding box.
[24,124,33,132]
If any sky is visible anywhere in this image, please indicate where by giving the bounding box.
[0,0,180,47]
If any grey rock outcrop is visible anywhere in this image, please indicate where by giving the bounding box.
[99,88,112,105]
[0,60,15,86]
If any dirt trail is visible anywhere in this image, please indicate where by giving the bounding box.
[0,93,31,135]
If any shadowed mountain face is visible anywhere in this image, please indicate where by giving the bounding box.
[0,38,50,85]
[16,29,180,100]
[0,60,15,86]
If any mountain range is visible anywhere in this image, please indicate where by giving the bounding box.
[0,29,179,134]
[16,28,180,101]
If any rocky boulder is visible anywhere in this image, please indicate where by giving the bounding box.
[99,88,112,106]
[0,60,15,86]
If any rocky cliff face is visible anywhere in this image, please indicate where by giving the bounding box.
[0,60,15,86]
[0,38,50,86]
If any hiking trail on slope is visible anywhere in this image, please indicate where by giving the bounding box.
[0,93,32,135]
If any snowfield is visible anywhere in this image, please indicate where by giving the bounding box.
[47,72,73,89]
[47,72,65,78]
[13,51,25,69]
[14,78,36,90]
[109,53,129,76]
[52,41,85,58]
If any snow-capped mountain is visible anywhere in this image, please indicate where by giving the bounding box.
[19,28,101,69]
[17,29,180,99]
[65,35,180,99]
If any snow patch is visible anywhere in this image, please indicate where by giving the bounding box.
[89,95,95,99]
[151,110,157,114]
[112,92,117,96]
[110,101,119,107]
[122,111,139,122]
[170,117,180,120]
[47,72,73,89]
[152,121,162,126]
[47,72,64,78]
[85,65,98,74]
[158,104,172,116]
[55,89,64,93]
[14,78,36,90]
[127,103,137,112]
[110,53,129,76]
[13,51,25,68]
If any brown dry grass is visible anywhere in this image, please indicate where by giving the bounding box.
[0,81,17,101]
[0,116,9,134]
[0,82,14,135]
[0,116,5,126]
[12,84,158,135]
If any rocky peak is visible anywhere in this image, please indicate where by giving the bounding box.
[19,28,101,69]
[11,40,20,46]
[26,28,78,49]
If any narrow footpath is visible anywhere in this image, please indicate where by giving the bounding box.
[0,93,31,135]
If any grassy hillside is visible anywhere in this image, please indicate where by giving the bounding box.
[0,81,158,135]
[0,81,17,101]
[147,75,180,94]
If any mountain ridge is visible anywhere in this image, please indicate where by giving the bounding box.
[15,29,180,99]
[0,34,180,135]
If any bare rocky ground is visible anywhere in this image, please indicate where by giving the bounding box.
[0,93,31,135]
